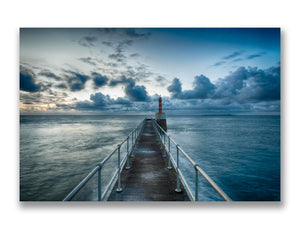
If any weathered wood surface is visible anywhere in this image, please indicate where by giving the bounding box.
[108,119,189,201]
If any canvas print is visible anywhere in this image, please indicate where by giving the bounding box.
[20,28,280,201]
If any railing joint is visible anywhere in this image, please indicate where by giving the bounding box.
[97,163,103,169]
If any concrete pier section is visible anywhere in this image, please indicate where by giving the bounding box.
[108,119,189,201]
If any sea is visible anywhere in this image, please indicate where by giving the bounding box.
[20,115,280,201]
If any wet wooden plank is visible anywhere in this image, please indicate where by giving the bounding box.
[108,119,190,201]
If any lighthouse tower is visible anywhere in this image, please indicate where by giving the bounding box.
[155,96,167,131]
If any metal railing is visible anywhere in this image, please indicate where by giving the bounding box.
[63,118,146,201]
[152,119,231,201]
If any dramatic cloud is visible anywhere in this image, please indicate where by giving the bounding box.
[64,70,90,91]
[167,78,182,98]
[168,75,215,99]
[109,75,128,87]
[91,72,108,89]
[109,75,151,102]
[124,78,150,102]
[20,67,41,92]
[60,92,132,111]
[168,65,280,107]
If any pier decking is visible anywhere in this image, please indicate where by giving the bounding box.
[108,119,189,201]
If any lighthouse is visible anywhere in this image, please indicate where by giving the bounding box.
[155,96,167,131]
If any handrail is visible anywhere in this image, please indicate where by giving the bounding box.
[63,118,146,201]
[152,119,231,201]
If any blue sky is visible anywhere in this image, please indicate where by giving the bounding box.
[20,28,280,115]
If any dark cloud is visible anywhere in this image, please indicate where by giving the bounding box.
[130,53,140,58]
[236,66,280,101]
[168,64,280,109]
[39,70,62,81]
[64,70,90,91]
[102,41,113,47]
[20,92,42,104]
[60,92,132,110]
[167,65,280,111]
[124,78,150,102]
[168,75,215,99]
[222,51,244,60]
[167,78,182,98]
[108,39,133,63]
[54,63,280,114]
[232,58,243,62]
[213,61,226,67]
[78,36,97,47]
[124,29,151,40]
[91,72,108,89]
[20,67,41,92]
[55,83,68,89]
[247,52,266,60]
[78,57,97,66]
[98,28,151,41]
[108,53,126,62]
[155,75,168,86]
[108,75,150,102]
[109,75,128,87]
[214,65,280,102]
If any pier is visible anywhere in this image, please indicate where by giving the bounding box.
[64,118,231,201]
[108,119,189,201]
[64,97,231,202]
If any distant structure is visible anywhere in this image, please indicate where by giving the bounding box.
[155,96,167,131]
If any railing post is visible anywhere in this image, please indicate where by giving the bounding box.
[162,133,166,158]
[126,136,130,169]
[194,164,199,201]
[116,144,123,192]
[131,131,134,157]
[97,163,103,201]
[167,137,172,170]
[175,144,182,193]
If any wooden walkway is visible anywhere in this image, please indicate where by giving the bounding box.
[108,119,190,201]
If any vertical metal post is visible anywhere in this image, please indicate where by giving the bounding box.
[97,163,103,201]
[167,137,172,169]
[131,131,133,147]
[194,165,199,201]
[116,144,123,192]
[126,136,130,169]
[131,131,134,158]
[175,145,182,193]
[162,133,166,157]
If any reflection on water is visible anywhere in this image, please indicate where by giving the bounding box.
[20,115,280,201]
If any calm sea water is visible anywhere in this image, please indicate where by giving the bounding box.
[20,115,280,201]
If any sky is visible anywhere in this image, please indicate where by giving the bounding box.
[20,28,280,115]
